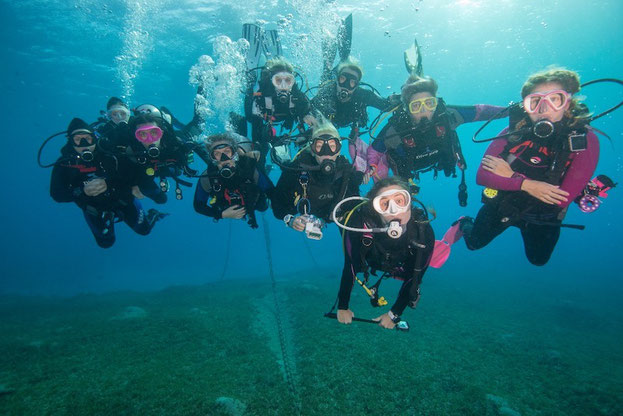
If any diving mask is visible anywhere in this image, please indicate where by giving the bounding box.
[523,89,570,114]
[372,189,411,215]
[70,132,95,147]
[107,105,130,124]
[331,196,410,239]
[311,134,342,156]
[210,143,239,163]
[338,72,360,90]
[135,125,163,144]
[409,97,438,114]
[271,72,295,91]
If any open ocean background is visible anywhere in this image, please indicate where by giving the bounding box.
[1,0,622,414]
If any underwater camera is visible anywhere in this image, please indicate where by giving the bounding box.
[303,215,324,240]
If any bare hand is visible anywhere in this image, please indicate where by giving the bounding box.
[337,309,354,324]
[374,313,396,329]
[481,155,514,178]
[521,179,569,205]
[289,215,306,232]
[222,205,246,219]
[131,186,145,199]
[83,178,107,196]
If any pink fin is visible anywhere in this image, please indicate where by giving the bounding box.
[429,219,465,269]
[442,218,464,245]
[430,240,451,269]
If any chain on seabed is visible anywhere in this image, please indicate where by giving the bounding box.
[260,213,302,415]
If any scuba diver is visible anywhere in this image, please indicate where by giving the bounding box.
[312,15,400,178]
[101,108,198,204]
[193,132,273,229]
[135,103,211,164]
[243,55,313,167]
[50,118,166,248]
[453,68,601,266]
[329,177,435,329]
[96,96,131,139]
[270,120,362,239]
[312,57,398,131]
[367,75,506,206]
[311,57,401,178]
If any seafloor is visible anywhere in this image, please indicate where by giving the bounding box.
[1,271,621,415]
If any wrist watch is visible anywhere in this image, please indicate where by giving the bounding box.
[387,310,401,324]
[283,214,294,227]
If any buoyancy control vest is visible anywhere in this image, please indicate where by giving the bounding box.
[199,157,264,226]
[357,208,432,283]
[252,83,307,130]
[483,117,590,219]
[386,99,466,180]
[291,152,355,221]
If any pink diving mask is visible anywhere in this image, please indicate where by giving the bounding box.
[523,89,570,114]
[135,125,163,144]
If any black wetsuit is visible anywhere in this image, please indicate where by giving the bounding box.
[102,126,196,204]
[50,145,156,248]
[245,81,311,165]
[338,207,435,316]
[95,119,118,140]
[311,82,392,129]
[271,152,362,223]
[193,156,274,229]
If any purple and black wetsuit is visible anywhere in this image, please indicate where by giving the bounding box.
[462,126,600,265]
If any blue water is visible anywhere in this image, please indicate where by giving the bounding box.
[1,0,622,298]
[1,1,623,415]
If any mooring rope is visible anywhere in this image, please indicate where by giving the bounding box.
[261,213,301,414]
[218,220,233,281]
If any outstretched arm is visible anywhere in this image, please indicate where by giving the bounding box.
[447,104,508,129]
[337,230,363,311]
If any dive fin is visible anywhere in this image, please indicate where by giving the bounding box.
[262,28,282,59]
[337,13,353,61]
[242,23,263,70]
[228,112,248,137]
[147,209,169,228]
[322,34,338,73]
[404,37,423,77]
[429,218,464,269]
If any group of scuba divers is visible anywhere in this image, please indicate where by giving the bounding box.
[43,17,621,331]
